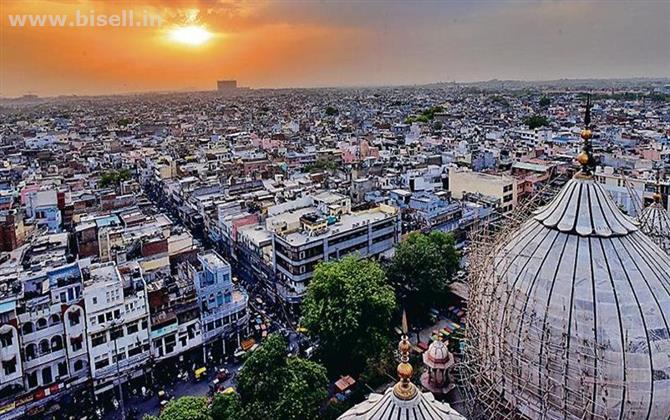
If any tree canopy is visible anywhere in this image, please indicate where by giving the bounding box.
[523,114,550,129]
[160,396,211,420]
[99,169,132,188]
[386,231,459,324]
[236,334,328,420]
[210,393,242,420]
[325,106,339,116]
[539,96,551,107]
[301,256,396,375]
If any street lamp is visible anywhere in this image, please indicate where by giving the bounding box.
[109,318,126,420]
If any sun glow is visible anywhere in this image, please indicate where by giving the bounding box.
[168,25,212,46]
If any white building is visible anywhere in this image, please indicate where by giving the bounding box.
[84,262,150,395]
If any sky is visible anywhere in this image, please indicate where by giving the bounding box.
[1,0,669,97]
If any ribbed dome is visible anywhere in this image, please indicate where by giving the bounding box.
[423,340,453,369]
[476,176,670,419]
[338,387,465,420]
[639,201,670,253]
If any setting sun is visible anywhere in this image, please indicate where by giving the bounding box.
[168,25,212,46]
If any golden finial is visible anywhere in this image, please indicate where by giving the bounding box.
[393,310,418,400]
[576,94,595,177]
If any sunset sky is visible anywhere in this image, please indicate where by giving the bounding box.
[1,0,669,97]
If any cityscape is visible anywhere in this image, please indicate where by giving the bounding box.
[1,1,670,420]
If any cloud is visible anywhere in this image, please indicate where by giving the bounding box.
[1,0,668,96]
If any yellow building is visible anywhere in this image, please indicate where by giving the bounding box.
[448,167,517,214]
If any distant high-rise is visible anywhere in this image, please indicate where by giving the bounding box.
[217,80,237,92]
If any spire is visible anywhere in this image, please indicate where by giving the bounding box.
[393,310,418,400]
[576,94,595,177]
[653,168,663,204]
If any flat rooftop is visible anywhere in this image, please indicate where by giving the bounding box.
[281,208,394,245]
[199,251,228,269]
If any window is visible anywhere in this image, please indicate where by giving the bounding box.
[92,333,107,347]
[128,346,142,357]
[27,371,38,388]
[141,320,148,330]
[97,314,105,324]
[39,339,50,354]
[2,357,16,375]
[50,335,63,351]
[60,292,67,303]
[113,352,126,363]
[22,322,34,335]
[92,297,97,305]
[57,361,67,377]
[0,332,13,347]
[111,328,124,340]
[42,367,52,385]
[37,318,47,329]
[94,358,110,370]
[74,360,84,372]
[49,314,60,325]
[126,322,138,334]
[25,343,36,360]
[68,311,81,326]
[105,312,113,322]
[71,337,83,352]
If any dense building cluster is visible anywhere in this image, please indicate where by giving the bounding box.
[0,82,668,418]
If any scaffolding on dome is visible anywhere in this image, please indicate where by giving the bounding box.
[456,176,576,420]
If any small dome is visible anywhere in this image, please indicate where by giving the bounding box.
[340,313,466,419]
[338,387,465,420]
[423,339,454,370]
[639,201,670,253]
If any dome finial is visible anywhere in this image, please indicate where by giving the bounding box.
[576,94,595,177]
[393,310,418,400]
[653,168,663,204]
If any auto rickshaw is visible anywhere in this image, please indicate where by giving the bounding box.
[194,367,207,381]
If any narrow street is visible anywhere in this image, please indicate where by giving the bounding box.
[103,360,242,419]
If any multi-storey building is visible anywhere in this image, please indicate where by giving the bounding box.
[146,271,202,361]
[187,251,248,356]
[448,167,518,214]
[83,262,150,395]
[272,202,401,303]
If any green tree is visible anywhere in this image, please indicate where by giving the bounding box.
[301,256,396,375]
[539,96,551,107]
[99,168,132,188]
[211,393,242,420]
[325,106,338,116]
[237,334,328,420]
[386,231,459,324]
[160,396,211,420]
[523,114,549,129]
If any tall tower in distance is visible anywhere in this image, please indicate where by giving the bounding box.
[217,80,237,92]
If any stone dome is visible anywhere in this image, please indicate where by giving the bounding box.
[423,339,453,369]
[421,339,455,394]
[639,199,670,253]
[337,387,465,420]
[474,175,670,419]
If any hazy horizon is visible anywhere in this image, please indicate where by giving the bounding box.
[1,0,669,97]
